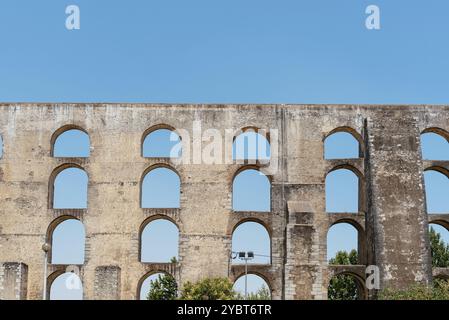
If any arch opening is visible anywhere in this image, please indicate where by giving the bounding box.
[327,223,359,263]
[52,127,90,158]
[421,129,449,160]
[424,170,449,214]
[49,272,83,300]
[141,166,180,208]
[324,130,361,160]
[138,272,177,300]
[233,274,271,300]
[429,223,449,268]
[142,127,181,158]
[52,167,88,209]
[233,130,270,161]
[50,217,86,264]
[328,273,365,300]
[140,218,179,263]
[326,168,359,213]
[232,169,270,212]
[231,221,271,265]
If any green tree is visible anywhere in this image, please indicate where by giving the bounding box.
[179,278,236,300]
[235,284,271,300]
[379,279,449,300]
[170,256,178,264]
[246,285,271,300]
[146,274,178,300]
[429,227,449,268]
[328,250,359,300]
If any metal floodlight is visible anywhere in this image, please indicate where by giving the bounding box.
[238,252,246,259]
[247,251,254,259]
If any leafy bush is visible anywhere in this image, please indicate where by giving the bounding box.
[179,278,236,300]
[146,274,178,300]
[328,250,359,300]
[379,279,449,300]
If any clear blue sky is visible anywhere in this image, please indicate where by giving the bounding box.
[1,1,448,299]
[0,0,448,104]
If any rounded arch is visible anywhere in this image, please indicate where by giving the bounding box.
[46,215,86,264]
[423,168,449,214]
[428,222,449,268]
[139,214,180,235]
[325,127,364,145]
[141,124,179,145]
[47,269,65,299]
[231,217,272,237]
[137,270,176,300]
[421,128,449,160]
[326,166,363,213]
[232,166,271,212]
[429,219,449,232]
[233,272,273,299]
[327,164,364,179]
[232,126,271,143]
[231,220,271,265]
[324,127,364,158]
[232,127,271,161]
[232,164,273,181]
[141,124,182,158]
[329,218,364,233]
[328,271,367,300]
[422,127,449,142]
[141,163,182,181]
[48,270,83,300]
[140,164,181,209]
[50,125,90,157]
[327,222,362,264]
[139,216,180,263]
[46,215,81,244]
[49,164,88,209]
[424,166,449,178]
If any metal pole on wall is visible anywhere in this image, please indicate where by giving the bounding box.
[42,243,51,300]
[244,257,248,299]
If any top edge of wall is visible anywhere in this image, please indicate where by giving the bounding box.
[0,103,447,109]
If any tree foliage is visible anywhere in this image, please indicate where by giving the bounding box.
[328,250,359,300]
[146,274,178,300]
[379,279,449,300]
[429,227,449,268]
[236,285,271,300]
[179,278,236,300]
[247,285,271,300]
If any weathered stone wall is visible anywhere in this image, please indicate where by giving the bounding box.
[94,266,121,300]
[0,103,448,300]
[0,262,28,300]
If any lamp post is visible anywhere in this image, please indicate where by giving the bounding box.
[41,242,51,300]
[238,251,254,299]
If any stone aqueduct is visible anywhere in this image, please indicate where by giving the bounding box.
[0,103,448,300]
